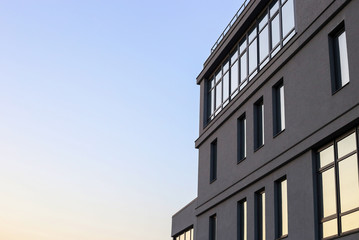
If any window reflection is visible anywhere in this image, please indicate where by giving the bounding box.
[337,132,356,158]
[175,228,194,240]
[320,169,337,218]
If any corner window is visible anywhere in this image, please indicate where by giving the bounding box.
[238,199,247,240]
[209,214,217,240]
[329,23,350,92]
[210,140,218,183]
[254,98,264,150]
[317,129,359,239]
[238,114,247,162]
[273,80,285,136]
[276,178,288,238]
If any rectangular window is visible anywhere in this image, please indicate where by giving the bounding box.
[329,23,350,92]
[273,81,285,135]
[238,199,247,240]
[174,228,194,240]
[210,140,217,182]
[256,190,266,240]
[254,98,264,150]
[317,129,359,239]
[238,114,246,162]
[276,178,288,238]
[209,215,217,240]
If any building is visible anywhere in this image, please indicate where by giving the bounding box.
[171,0,359,239]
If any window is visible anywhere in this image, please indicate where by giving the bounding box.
[276,178,288,238]
[210,140,217,182]
[238,199,247,240]
[205,0,295,124]
[256,190,266,240]
[329,23,350,92]
[174,228,194,240]
[238,114,247,162]
[273,81,285,135]
[209,215,217,240]
[254,98,264,150]
[317,129,359,239]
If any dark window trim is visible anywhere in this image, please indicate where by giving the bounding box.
[209,214,217,240]
[255,188,266,240]
[237,198,247,240]
[273,79,285,136]
[210,139,218,183]
[238,113,247,163]
[254,97,264,151]
[275,176,288,239]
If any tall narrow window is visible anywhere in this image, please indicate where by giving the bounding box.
[273,81,285,135]
[254,98,264,150]
[317,129,359,239]
[276,178,288,238]
[238,199,247,240]
[330,23,350,92]
[256,190,266,240]
[238,114,246,162]
[209,215,217,240]
[210,140,217,182]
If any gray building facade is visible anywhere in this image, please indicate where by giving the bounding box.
[172,0,359,239]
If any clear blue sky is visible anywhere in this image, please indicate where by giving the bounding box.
[0,0,243,239]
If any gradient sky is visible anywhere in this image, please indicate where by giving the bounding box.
[0,1,244,239]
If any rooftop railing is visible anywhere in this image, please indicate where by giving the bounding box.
[210,0,251,53]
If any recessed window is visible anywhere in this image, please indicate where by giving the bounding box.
[210,140,217,183]
[276,178,288,238]
[237,199,247,240]
[329,23,350,92]
[273,80,285,136]
[254,98,264,150]
[174,228,194,240]
[317,129,359,239]
[238,114,246,162]
[256,190,266,240]
[209,214,217,240]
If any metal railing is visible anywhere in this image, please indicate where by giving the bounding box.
[210,0,251,53]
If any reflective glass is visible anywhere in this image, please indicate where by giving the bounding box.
[190,229,194,239]
[321,169,337,218]
[319,145,334,168]
[215,70,222,83]
[223,60,229,73]
[341,211,359,233]
[186,230,191,240]
[337,132,356,158]
[259,26,269,62]
[240,52,247,82]
[271,15,280,48]
[249,27,257,42]
[231,50,238,64]
[338,31,350,86]
[244,201,247,240]
[231,61,239,94]
[259,13,268,30]
[338,154,359,212]
[281,180,288,236]
[240,38,247,54]
[216,83,222,109]
[210,89,215,115]
[322,219,338,238]
[262,192,266,240]
[282,0,295,38]
[223,72,229,102]
[249,39,258,73]
[279,85,285,130]
[270,0,279,17]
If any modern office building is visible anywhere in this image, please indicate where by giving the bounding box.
[171,0,359,239]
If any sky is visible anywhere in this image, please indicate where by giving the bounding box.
[0,0,244,239]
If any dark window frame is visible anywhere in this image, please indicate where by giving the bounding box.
[210,139,218,183]
[209,214,217,240]
[275,177,288,239]
[273,80,285,136]
[238,113,247,163]
[255,189,266,240]
[254,97,264,150]
[237,199,247,240]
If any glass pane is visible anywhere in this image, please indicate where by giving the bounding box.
[259,13,268,30]
[249,27,257,43]
[259,26,269,62]
[191,229,194,240]
[240,52,247,82]
[223,72,229,101]
[321,169,337,218]
[319,145,334,168]
[342,211,359,233]
[215,82,222,109]
[338,31,350,86]
[249,39,258,73]
[240,38,247,54]
[282,0,295,38]
[322,219,338,238]
[223,60,229,73]
[279,85,285,130]
[231,50,238,64]
[215,70,222,83]
[244,201,247,240]
[186,230,191,240]
[270,0,279,17]
[337,132,356,159]
[210,89,215,115]
[338,154,359,212]
[281,180,288,236]
[262,192,266,240]
[231,61,239,94]
[271,15,280,48]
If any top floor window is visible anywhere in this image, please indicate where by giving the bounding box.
[206,0,295,124]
